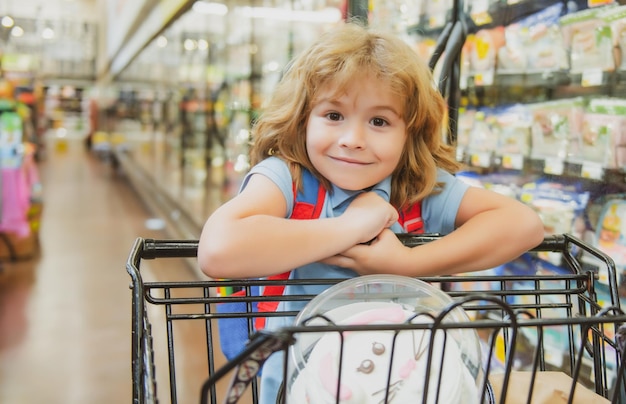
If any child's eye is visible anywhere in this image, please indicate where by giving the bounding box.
[371,117,389,127]
[326,112,342,121]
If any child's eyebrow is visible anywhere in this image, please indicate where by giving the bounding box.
[374,105,402,117]
[316,98,402,117]
[314,97,341,106]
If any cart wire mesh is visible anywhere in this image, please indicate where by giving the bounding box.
[127,234,626,404]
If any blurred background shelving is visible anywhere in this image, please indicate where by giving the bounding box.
[3,0,626,402]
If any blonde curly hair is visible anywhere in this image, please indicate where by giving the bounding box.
[249,22,461,209]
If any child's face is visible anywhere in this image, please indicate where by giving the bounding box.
[306,77,407,191]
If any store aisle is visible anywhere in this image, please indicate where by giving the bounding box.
[0,139,202,404]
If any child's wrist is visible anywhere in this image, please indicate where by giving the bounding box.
[334,215,366,245]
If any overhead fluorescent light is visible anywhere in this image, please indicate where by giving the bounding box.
[1,16,14,28]
[11,26,24,37]
[42,27,55,39]
[238,7,342,23]
[192,1,228,16]
[156,35,168,48]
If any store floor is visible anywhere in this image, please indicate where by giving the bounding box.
[0,138,211,404]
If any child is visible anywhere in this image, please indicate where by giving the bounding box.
[198,22,544,403]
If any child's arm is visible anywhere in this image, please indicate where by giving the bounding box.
[197,174,398,279]
[323,186,544,276]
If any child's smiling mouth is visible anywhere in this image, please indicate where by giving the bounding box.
[330,156,371,165]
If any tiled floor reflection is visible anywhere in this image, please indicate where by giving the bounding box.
[0,139,210,404]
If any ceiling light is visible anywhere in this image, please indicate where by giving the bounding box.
[156,35,168,48]
[238,7,342,23]
[42,27,55,39]
[1,16,14,28]
[11,26,24,37]
[192,1,228,16]
[183,39,197,51]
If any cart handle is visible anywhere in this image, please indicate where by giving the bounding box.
[131,233,601,259]
[127,233,618,306]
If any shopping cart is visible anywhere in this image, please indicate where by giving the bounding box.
[127,234,626,404]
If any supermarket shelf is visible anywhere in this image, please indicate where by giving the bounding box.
[113,147,207,277]
[113,148,203,239]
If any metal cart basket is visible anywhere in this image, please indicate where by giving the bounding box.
[127,234,626,404]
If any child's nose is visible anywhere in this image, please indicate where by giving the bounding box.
[339,124,366,149]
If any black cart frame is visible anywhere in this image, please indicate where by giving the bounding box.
[127,234,626,403]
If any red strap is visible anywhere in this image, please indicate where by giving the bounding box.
[398,202,424,234]
[311,184,325,218]
[256,181,325,329]
[255,271,290,329]
[289,181,325,219]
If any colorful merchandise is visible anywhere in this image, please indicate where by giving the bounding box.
[0,167,31,238]
[464,26,505,85]
[491,105,532,169]
[520,179,590,264]
[458,105,533,169]
[520,179,589,236]
[0,110,24,169]
[466,108,499,166]
[498,3,568,73]
[599,5,626,70]
[528,98,585,163]
[580,97,626,168]
[593,199,626,286]
[559,5,618,74]
[422,0,453,29]
[455,107,475,159]
[0,107,31,239]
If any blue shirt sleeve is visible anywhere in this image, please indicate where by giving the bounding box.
[422,170,471,235]
[239,157,294,218]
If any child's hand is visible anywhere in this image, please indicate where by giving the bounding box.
[321,229,407,274]
[341,191,399,244]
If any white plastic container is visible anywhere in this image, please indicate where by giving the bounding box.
[286,274,483,404]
